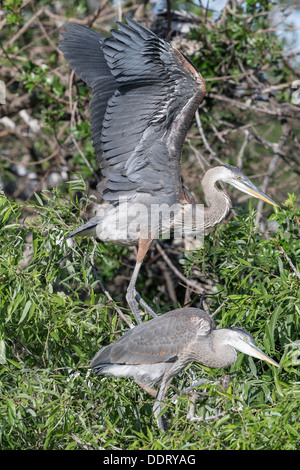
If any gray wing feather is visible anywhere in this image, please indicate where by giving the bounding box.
[58,23,115,87]
[58,23,118,152]
[59,19,206,205]
[90,308,214,367]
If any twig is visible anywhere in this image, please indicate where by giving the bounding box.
[282,57,300,79]
[12,335,47,369]
[195,109,216,158]
[186,138,209,172]
[236,130,250,170]
[87,0,111,27]
[195,110,225,165]
[254,154,279,226]
[209,122,226,143]
[211,299,229,317]
[245,2,300,23]
[68,72,100,183]
[245,126,300,172]
[256,26,300,34]
[157,260,178,305]
[166,0,172,39]
[261,82,296,94]
[116,0,122,22]
[205,70,256,82]
[279,246,300,280]
[155,241,203,294]
[29,0,61,55]
[210,92,298,119]
[184,286,192,306]
[255,120,290,225]
[70,132,99,181]
[44,4,136,26]
[0,93,40,119]
[4,6,46,48]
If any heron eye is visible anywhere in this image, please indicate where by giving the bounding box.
[244,336,249,341]
[237,176,242,180]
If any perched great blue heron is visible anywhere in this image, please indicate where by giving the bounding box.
[91,307,279,430]
[59,19,278,324]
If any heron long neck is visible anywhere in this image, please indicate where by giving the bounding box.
[202,168,231,228]
[186,329,237,369]
[204,330,237,369]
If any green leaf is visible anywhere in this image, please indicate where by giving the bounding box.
[0,339,6,364]
[19,300,32,324]
[237,257,252,267]
[34,192,44,206]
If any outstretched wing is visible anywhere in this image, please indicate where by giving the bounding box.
[58,23,112,87]
[90,308,214,367]
[58,24,119,162]
[59,18,206,205]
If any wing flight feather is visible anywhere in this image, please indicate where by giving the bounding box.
[59,18,206,204]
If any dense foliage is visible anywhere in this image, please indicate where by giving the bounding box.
[0,190,299,449]
[0,0,299,450]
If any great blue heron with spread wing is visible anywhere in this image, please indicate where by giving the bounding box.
[59,19,278,324]
[90,307,280,430]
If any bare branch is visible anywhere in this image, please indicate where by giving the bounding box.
[279,246,300,280]
[236,130,250,169]
[155,241,204,294]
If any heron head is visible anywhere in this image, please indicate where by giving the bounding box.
[225,328,280,367]
[219,165,279,207]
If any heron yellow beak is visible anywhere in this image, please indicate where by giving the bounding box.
[230,174,279,207]
[249,344,280,368]
[247,188,279,207]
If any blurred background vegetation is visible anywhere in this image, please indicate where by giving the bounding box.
[0,0,299,450]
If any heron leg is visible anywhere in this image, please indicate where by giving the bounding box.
[126,260,143,324]
[126,238,157,324]
[153,376,174,431]
[135,381,171,429]
[135,292,158,318]
[135,380,157,398]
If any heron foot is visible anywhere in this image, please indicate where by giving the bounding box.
[134,290,158,318]
[177,378,212,396]
[126,290,143,325]
[126,288,158,325]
